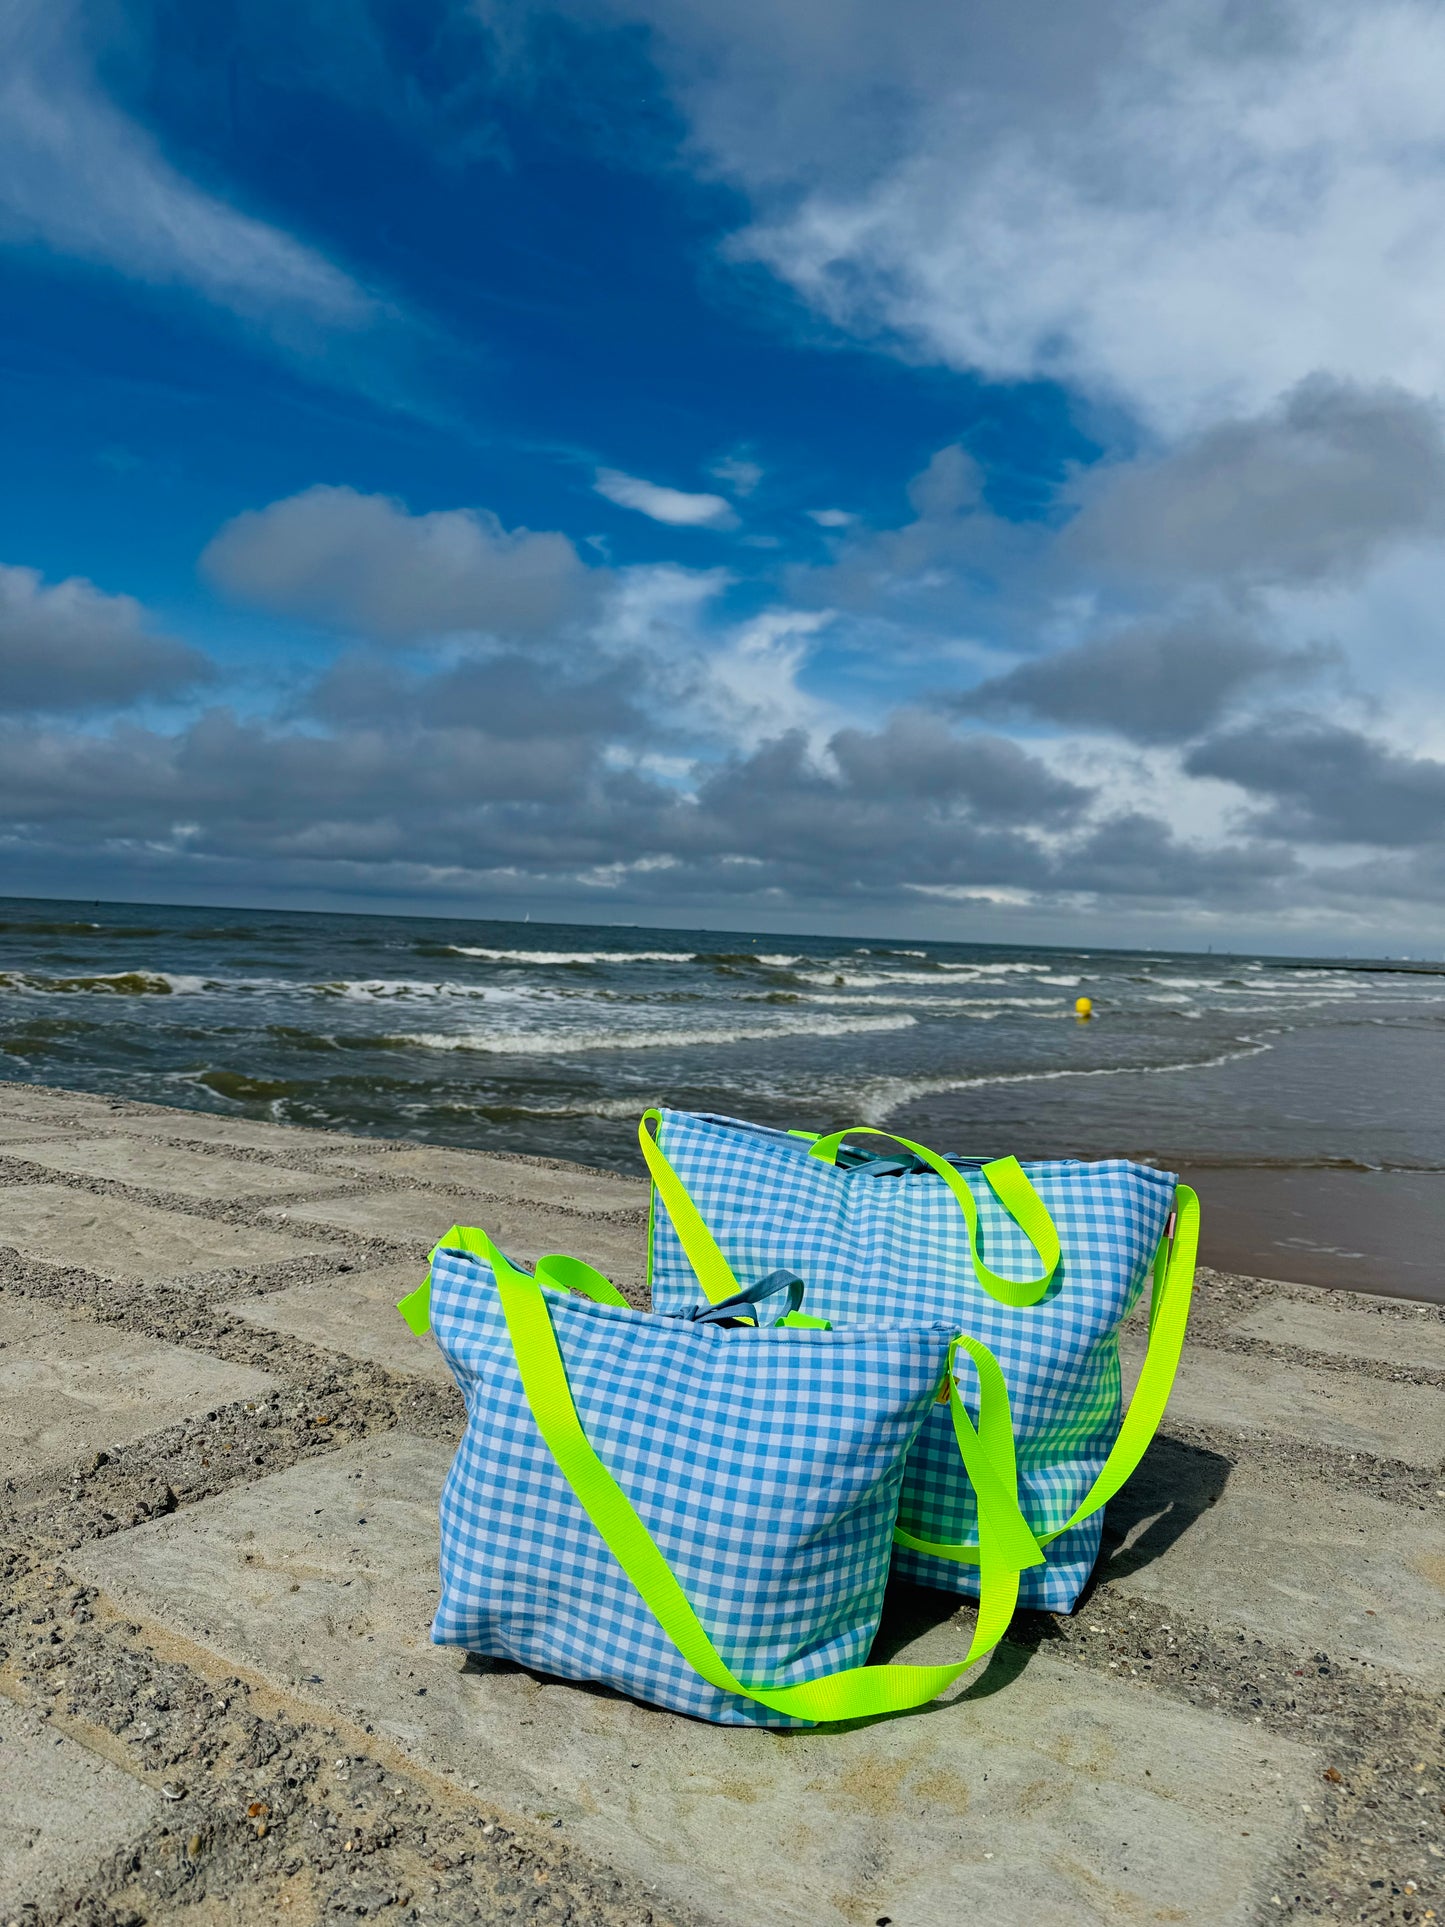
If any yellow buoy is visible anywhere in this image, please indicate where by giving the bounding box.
[1075,995,1093,1020]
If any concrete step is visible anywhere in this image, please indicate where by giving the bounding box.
[1121,1331,1445,1467]
[110,1108,352,1152]
[0,1296,277,1480]
[268,1193,650,1298]
[1102,1435,1445,1687]
[76,1434,1317,1927]
[1229,1297,1445,1373]
[0,1183,335,1281]
[230,1264,453,1380]
[311,1142,648,1216]
[0,1135,343,1201]
[0,1694,159,1911]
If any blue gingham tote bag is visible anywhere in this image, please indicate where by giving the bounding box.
[640,1109,1198,1614]
[408,1227,1042,1726]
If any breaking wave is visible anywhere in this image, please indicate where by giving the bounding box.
[386,1012,918,1056]
[434,946,696,964]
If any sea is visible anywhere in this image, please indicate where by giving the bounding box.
[2,894,1443,1186]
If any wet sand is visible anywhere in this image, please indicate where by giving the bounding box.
[1178,1165,1445,1303]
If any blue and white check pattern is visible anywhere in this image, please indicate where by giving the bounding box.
[647,1110,1178,1612]
[427,1242,955,1726]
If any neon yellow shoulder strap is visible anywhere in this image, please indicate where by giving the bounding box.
[637,1110,741,1303]
[893,1185,1199,1563]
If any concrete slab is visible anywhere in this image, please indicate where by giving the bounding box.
[0,1123,70,1144]
[0,1695,160,1908]
[1231,1297,1445,1373]
[0,1136,342,1201]
[314,1143,647,1217]
[230,1264,451,1380]
[1121,1333,1445,1468]
[0,1296,277,1479]
[77,1435,1315,1927]
[270,1192,648,1292]
[0,1084,116,1122]
[110,1109,341,1153]
[1102,1437,1445,1686]
[0,1184,334,1281]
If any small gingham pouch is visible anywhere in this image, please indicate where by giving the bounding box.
[426,1240,958,1726]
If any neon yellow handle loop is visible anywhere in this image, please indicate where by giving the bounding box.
[433,1225,1038,1722]
[805,1128,1060,1309]
[895,1184,1199,1564]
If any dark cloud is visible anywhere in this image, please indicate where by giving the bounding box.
[827,712,1087,821]
[202,486,596,643]
[1186,720,1445,847]
[678,717,1088,897]
[1064,378,1445,588]
[1059,810,1298,901]
[785,442,1031,621]
[0,705,1095,906]
[960,620,1334,744]
[306,650,644,739]
[0,687,1341,920]
[0,562,209,713]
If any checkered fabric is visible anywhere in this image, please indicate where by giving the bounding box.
[647,1109,1178,1612]
[427,1241,955,1726]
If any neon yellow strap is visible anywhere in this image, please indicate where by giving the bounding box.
[437,1226,1038,1722]
[895,1185,1199,1563]
[395,1226,633,1334]
[807,1127,1060,1308]
[637,1110,741,1304]
[1048,1183,1198,1537]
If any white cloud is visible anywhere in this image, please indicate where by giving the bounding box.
[708,452,764,495]
[696,609,836,748]
[202,486,594,643]
[594,467,738,528]
[807,508,857,528]
[599,0,1445,437]
[589,563,839,749]
[0,0,378,347]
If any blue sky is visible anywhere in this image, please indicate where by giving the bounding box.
[6,0,1445,948]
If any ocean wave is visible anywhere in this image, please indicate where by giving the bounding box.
[315,977,556,1003]
[797,991,1070,1015]
[384,1012,918,1056]
[795,962,1084,989]
[795,968,962,988]
[0,970,199,995]
[937,960,1056,975]
[435,946,695,964]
